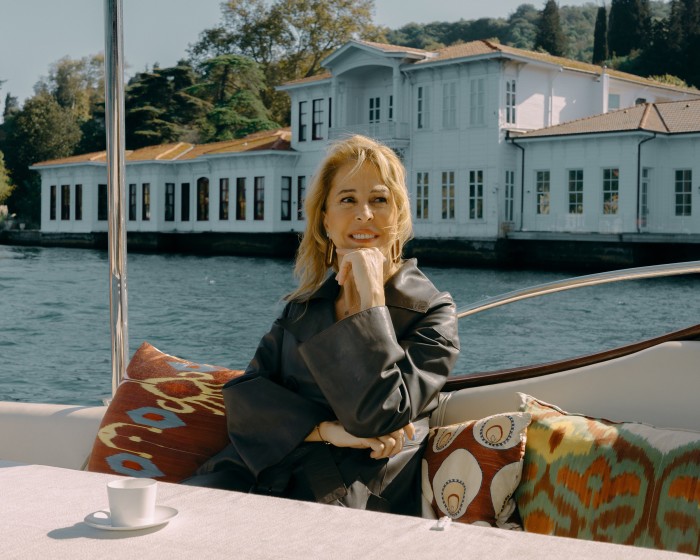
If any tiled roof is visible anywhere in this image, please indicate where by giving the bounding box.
[348,38,697,94]
[33,128,292,167]
[516,99,700,138]
[176,128,292,160]
[281,72,332,87]
[354,40,429,57]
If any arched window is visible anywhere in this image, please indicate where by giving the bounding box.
[197,177,209,221]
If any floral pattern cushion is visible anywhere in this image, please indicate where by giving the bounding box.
[421,412,531,527]
[86,342,243,482]
[516,393,700,555]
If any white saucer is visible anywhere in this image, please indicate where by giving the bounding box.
[84,505,178,531]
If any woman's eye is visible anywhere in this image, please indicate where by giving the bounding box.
[373,197,388,204]
[340,196,355,204]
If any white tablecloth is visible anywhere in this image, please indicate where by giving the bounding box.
[0,461,694,560]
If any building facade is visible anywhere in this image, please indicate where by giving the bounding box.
[33,39,700,250]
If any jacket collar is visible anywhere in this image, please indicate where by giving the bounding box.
[307,259,435,313]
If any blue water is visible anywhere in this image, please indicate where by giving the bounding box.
[1,244,697,405]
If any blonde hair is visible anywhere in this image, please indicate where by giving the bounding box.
[288,135,413,301]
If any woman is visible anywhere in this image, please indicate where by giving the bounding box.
[193,135,459,515]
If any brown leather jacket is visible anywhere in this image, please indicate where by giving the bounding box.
[202,259,459,515]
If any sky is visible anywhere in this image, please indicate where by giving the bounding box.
[0,0,605,108]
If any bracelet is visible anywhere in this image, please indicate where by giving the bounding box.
[316,424,330,445]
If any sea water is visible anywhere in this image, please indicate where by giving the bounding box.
[1,244,697,405]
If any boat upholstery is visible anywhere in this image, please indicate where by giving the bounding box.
[0,401,106,469]
[431,340,700,431]
[1,340,698,470]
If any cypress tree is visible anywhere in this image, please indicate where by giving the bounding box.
[592,6,609,64]
[608,0,651,56]
[534,0,567,56]
[672,0,700,86]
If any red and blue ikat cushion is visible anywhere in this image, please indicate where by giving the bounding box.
[86,342,243,482]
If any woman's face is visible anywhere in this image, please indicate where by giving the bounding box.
[323,160,397,256]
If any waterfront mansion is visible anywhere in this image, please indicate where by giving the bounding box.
[33,39,700,244]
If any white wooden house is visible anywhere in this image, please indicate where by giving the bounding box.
[31,40,700,253]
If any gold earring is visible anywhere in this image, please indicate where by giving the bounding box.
[391,239,401,264]
[326,238,335,266]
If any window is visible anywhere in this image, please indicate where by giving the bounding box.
[675,169,692,216]
[254,177,265,220]
[142,183,150,221]
[98,184,108,221]
[608,93,620,111]
[505,170,515,222]
[61,184,70,220]
[536,171,550,215]
[416,172,429,220]
[602,168,619,215]
[388,95,393,122]
[128,184,137,221]
[369,97,380,124]
[417,86,430,129]
[219,178,229,220]
[75,184,82,221]
[470,78,485,125]
[165,183,175,222]
[297,176,306,220]
[469,170,484,220]
[50,185,56,220]
[181,183,190,221]
[441,171,455,220]
[442,82,456,128]
[568,169,584,214]
[197,177,209,221]
[328,98,332,129]
[236,177,246,220]
[281,176,291,221]
[506,79,516,124]
[298,101,307,142]
[641,167,651,227]
[312,99,323,140]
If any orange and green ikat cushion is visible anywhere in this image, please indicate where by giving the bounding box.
[515,393,700,555]
[422,412,531,527]
[86,342,243,482]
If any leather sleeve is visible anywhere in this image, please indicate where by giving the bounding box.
[298,292,459,438]
[222,307,331,477]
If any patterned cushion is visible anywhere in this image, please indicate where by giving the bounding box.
[421,412,531,527]
[516,393,700,554]
[86,342,244,482]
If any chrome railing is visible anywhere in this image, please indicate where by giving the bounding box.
[457,260,700,319]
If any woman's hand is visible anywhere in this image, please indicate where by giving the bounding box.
[374,422,416,459]
[335,247,386,311]
[309,421,415,460]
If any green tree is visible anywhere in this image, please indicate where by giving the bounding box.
[608,0,651,56]
[504,4,540,49]
[592,6,609,64]
[534,0,567,56]
[667,0,700,85]
[0,150,13,205]
[188,55,278,141]
[189,0,377,124]
[1,93,81,225]
[125,61,209,148]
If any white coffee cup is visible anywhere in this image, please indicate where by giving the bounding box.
[107,477,157,527]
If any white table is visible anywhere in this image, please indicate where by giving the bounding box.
[0,461,694,560]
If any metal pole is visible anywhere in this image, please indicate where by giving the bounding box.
[104,0,128,397]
